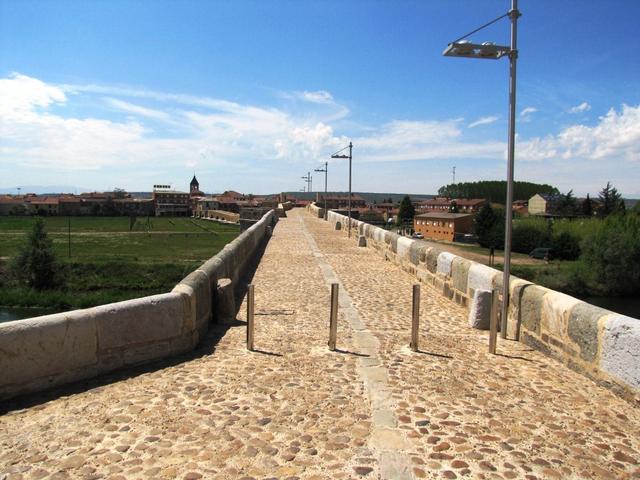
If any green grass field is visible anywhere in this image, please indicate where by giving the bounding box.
[0,216,239,313]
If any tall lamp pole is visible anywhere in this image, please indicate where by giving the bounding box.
[331,141,353,238]
[443,0,520,346]
[315,162,328,220]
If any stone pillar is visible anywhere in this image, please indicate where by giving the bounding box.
[358,235,367,247]
[215,278,236,324]
[335,221,342,230]
[468,289,492,330]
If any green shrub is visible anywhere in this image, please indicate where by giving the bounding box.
[579,213,640,295]
[10,218,60,290]
[551,231,581,260]
[511,223,548,254]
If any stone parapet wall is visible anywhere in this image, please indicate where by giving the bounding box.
[325,210,640,401]
[307,202,325,219]
[199,209,240,223]
[0,211,276,401]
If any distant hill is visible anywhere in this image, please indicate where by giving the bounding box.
[0,185,92,195]
[280,191,435,203]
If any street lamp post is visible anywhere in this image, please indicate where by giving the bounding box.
[331,142,353,238]
[315,162,328,220]
[301,172,312,195]
[443,0,520,347]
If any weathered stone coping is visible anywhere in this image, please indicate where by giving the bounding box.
[323,207,640,402]
[0,211,277,401]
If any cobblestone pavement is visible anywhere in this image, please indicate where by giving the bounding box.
[1,209,639,480]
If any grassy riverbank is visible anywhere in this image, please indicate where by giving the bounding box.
[0,216,238,312]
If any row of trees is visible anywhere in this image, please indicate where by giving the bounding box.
[551,182,626,217]
[438,180,558,203]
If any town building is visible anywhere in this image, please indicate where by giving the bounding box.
[416,197,486,213]
[528,193,561,216]
[315,194,366,210]
[413,212,474,242]
[152,185,191,216]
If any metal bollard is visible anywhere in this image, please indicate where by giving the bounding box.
[488,288,499,354]
[247,284,255,351]
[410,284,420,352]
[328,283,339,351]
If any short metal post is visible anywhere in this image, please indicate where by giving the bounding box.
[489,288,499,354]
[328,283,339,351]
[247,284,255,351]
[410,284,420,351]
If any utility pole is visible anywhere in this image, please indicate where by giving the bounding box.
[452,166,456,185]
[331,141,353,237]
[301,172,312,194]
[315,162,328,219]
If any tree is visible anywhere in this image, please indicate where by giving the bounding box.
[10,218,59,290]
[449,200,459,213]
[581,194,594,217]
[598,182,624,217]
[474,203,504,249]
[557,190,579,216]
[397,195,415,224]
[580,213,640,295]
[112,188,127,199]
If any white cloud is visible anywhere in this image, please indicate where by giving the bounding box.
[105,98,170,121]
[0,72,67,119]
[468,115,499,128]
[519,106,537,123]
[2,73,639,195]
[301,90,334,104]
[518,104,640,163]
[568,101,591,114]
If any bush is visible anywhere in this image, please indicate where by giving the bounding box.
[579,213,640,295]
[551,231,581,260]
[511,223,548,254]
[10,218,60,290]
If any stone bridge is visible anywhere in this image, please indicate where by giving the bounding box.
[1,209,639,479]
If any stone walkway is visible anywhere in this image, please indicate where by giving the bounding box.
[1,209,639,480]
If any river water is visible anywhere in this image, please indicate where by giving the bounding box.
[0,307,58,323]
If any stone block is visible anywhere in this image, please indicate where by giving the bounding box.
[180,269,212,335]
[0,310,97,387]
[95,293,186,351]
[409,241,426,266]
[451,257,471,293]
[568,302,609,362]
[467,263,499,294]
[600,315,640,389]
[215,277,236,323]
[425,247,441,273]
[335,221,342,230]
[396,236,413,260]
[436,251,456,276]
[519,284,547,335]
[388,232,400,252]
[506,278,532,338]
[468,289,492,329]
[541,291,581,338]
[358,235,367,247]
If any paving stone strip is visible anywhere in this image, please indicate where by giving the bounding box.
[298,215,413,480]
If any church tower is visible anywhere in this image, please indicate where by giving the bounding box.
[190,174,202,196]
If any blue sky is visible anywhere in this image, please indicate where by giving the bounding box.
[1,0,639,196]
